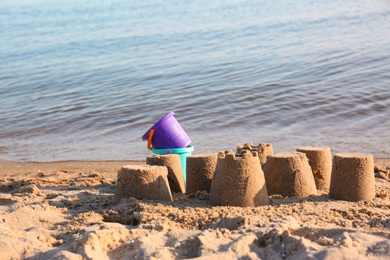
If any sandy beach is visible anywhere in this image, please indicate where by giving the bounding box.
[1,158,389,259]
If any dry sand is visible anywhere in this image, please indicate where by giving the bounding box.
[1,159,390,259]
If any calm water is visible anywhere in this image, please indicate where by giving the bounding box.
[1,0,390,161]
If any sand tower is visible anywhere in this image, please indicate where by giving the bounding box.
[186,153,218,194]
[263,152,317,197]
[146,154,186,193]
[209,150,268,207]
[236,142,274,165]
[114,165,172,203]
[296,146,332,191]
[329,153,375,202]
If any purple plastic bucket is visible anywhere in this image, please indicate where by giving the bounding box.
[142,112,192,149]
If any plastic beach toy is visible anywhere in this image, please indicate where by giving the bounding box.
[142,112,192,150]
[153,146,194,181]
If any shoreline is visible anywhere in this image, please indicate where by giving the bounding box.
[1,157,389,174]
[0,160,145,175]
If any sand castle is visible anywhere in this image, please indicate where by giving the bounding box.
[329,153,375,201]
[209,150,269,207]
[236,142,274,165]
[114,165,172,202]
[146,154,186,193]
[115,141,376,205]
[263,152,317,198]
[296,146,332,191]
[186,153,218,194]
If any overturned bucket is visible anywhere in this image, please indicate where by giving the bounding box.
[153,146,194,182]
[142,112,192,150]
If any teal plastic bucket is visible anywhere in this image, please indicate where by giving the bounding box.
[152,146,194,182]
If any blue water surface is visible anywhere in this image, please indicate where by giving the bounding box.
[1,0,390,161]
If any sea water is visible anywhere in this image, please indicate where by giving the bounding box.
[1,0,390,161]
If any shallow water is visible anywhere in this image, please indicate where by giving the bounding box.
[1,0,390,161]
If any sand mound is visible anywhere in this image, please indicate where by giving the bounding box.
[1,160,390,259]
